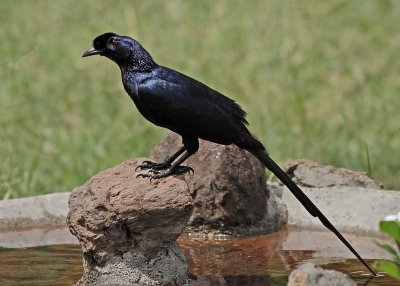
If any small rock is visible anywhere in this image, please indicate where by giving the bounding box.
[284,159,383,189]
[151,132,287,235]
[287,263,356,286]
[67,158,192,286]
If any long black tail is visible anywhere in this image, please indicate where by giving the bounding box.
[249,148,376,276]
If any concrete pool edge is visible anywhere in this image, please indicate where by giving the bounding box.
[0,186,398,248]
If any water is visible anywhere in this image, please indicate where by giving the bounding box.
[0,228,396,285]
[0,244,82,286]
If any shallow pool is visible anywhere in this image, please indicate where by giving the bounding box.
[0,227,396,285]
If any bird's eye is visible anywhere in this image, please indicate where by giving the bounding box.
[110,39,117,45]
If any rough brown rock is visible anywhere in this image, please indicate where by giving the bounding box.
[151,131,287,235]
[287,263,356,286]
[284,159,384,189]
[67,158,193,286]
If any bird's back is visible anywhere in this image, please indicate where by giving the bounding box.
[129,66,262,149]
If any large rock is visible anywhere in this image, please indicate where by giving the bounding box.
[67,158,193,286]
[151,132,287,235]
[287,263,356,286]
[284,159,383,189]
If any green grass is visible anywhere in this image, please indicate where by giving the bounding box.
[0,0,399,198]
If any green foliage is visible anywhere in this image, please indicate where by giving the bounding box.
[373,221,400,281]
[0,0,399,198]
[365,144,372,177]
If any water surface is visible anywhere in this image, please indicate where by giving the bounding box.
[0,228,396,285]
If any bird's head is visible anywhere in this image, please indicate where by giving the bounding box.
[82,32,156,71]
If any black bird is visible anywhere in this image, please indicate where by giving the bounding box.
[83,32,376,276]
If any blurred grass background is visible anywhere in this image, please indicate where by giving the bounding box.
[0,0,399,199]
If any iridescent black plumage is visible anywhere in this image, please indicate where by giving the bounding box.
[83,33,376,276]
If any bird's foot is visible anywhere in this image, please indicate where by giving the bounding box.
[137,166,194,180]
[135,160,171,171]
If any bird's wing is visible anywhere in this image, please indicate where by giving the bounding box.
[136,67,249,143]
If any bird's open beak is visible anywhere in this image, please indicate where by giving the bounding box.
[82,47,101,58]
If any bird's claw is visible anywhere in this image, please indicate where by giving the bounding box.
[148,169,161,174]
[135,160,156,171]
[135,160,171,171]
[177,166,194,175]
[136,173,158,182]
[136,173,148,179]
[169,165,194,175]
[136,165,194,180]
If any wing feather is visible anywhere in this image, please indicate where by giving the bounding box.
[136,66,249,144]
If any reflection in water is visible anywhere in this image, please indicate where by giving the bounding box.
[0,244,83,286]
[177,230,393,286]
[0,229,396,286]
[178,229,290,276]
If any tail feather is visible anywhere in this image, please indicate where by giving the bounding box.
[248,148,376,276]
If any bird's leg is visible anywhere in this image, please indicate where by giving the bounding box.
[136,146,186,171]
[137,136,199,179]
[137,150,194,179]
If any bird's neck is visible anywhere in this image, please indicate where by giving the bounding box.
[119,63,154,95]
[118,54,157,74]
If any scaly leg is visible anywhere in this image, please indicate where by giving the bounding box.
[137,150,194,179]
[135,146,186,171]
[137,136,199,179]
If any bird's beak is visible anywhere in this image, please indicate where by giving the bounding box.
[82,47,101,58]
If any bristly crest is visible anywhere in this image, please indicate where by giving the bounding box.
[93,32,117,50]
